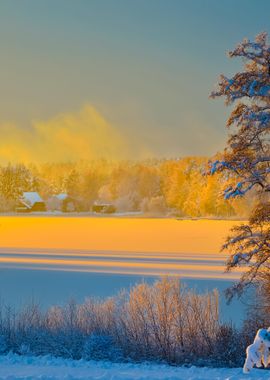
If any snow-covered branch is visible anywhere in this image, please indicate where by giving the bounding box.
[211,32,270,298]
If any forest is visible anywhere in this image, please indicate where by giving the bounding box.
[0,157,254,217]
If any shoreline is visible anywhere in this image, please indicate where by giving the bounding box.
[0,211,247,221]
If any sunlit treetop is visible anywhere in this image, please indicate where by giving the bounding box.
[210,32,270,200]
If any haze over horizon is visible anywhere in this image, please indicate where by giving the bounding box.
[0,0,269,162]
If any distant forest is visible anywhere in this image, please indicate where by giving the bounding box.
[0,157,254,217]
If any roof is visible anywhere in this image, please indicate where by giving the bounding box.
[55,193,68,200]
[21,192,44,206]
[93,202,114,207]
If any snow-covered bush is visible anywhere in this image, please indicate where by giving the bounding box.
[18,343,31,356]
[0,334,7,354]
[0,277,257,367]
[83,334,123,361]
[47,330,85,359]
[212,325,245,367]
[114,278,220,364]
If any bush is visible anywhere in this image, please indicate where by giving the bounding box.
[212,325,245,367]
[0,335,7,354]
[0,277,254,366]
[83,334,123,361]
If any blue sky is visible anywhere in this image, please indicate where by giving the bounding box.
[0,0,269,160]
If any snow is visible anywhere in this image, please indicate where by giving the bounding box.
[55,193,68,201]
[0,353,269,380]
[21,192,43,206]
[243,329,270,373]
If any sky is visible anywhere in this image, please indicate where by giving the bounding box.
[0,0,269,162]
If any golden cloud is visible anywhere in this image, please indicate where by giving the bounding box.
[0,105,139,163]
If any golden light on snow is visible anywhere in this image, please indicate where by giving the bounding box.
[0,217,244,280]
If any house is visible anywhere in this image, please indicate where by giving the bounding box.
[92,202,116,214]
[47,193,77,212]
[16,192,46,212]
[57,193,77,212]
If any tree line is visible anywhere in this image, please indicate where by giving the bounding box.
[0,157,253,217]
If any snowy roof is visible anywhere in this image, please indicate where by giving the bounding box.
[21,192,44,206]
[93,202,114,206]
[55,193,68,200]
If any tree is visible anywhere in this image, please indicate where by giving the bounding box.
[64,169,80,197]
[211,32,270,300]
[0,164,35,211]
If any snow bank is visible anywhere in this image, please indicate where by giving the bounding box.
[0,353,269,380]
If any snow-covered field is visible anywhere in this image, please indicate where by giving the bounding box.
[0,218,259,377]
[0,217,242,279]
[0,217,237,254]
[0,354,268,380]
[0,246,241,279]
[0,217,247,324]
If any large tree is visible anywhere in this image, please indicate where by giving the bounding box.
[210,32,270,300]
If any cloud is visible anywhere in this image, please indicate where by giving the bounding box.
[0,105,143,163]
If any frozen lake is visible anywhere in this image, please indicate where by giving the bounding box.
[0,267,247,326]
[0,216,248,325]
